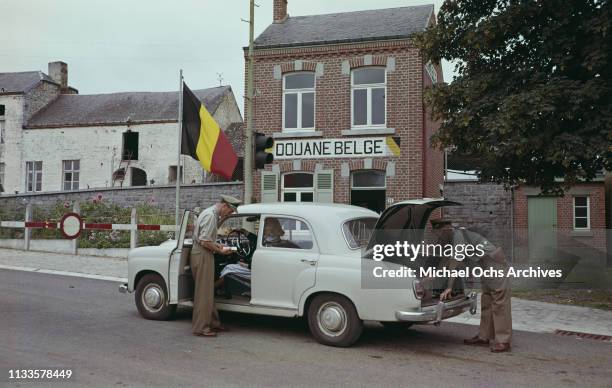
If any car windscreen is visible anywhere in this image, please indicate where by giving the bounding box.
[342,217,378,249]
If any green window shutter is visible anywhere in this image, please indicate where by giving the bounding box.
[315,169,334,203]
[261,171,279,203]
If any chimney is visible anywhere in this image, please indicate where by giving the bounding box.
[273,0,288,23]
[48,61,68,91]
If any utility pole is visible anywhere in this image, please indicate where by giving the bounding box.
[175,69,184,226]
[244,0,255,204]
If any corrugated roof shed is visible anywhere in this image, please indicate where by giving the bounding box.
[25,86,232,128]
[253,5,434,49]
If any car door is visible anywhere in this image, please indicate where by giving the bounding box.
[250,215,319,310]
[168,210,191,304]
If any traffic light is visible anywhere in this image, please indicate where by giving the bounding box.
[254,132,274,169]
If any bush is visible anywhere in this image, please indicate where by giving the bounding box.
[136,203,175,247]
[0,195,176,249]
[0,207,24,239]
[68,196,131,249]
[31,201,70,239]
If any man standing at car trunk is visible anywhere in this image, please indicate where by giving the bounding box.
[431,219,512,353]
[190,195,241,337]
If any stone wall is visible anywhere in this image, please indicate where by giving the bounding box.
[443,181,513,249]
[0,182,243,217]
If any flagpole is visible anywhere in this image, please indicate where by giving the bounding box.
[175,69,184,227]
[244,0,255,204]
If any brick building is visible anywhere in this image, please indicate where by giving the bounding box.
[444,166,608,264]
[512,183,607,264]
[246,2,443,212]
[0,62,243,195]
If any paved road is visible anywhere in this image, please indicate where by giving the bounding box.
[1,270,611,388]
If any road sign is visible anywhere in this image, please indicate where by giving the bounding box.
[60,212,83,240]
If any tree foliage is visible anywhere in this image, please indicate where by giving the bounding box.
[414,0,611,193]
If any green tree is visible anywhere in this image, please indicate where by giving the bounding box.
[415,0,611,193]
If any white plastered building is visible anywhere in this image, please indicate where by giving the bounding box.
[0,62,243,194]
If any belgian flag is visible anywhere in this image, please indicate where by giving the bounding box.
[180,82,238,179]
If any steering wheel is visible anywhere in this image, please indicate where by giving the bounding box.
[227,229,251,258]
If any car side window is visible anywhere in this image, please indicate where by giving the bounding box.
[262,217,313,250]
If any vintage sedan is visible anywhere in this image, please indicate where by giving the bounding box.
[119,200,476,347]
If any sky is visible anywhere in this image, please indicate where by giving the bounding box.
[0,0,452,114]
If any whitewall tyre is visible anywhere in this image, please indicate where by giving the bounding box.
[307,294,363,347]
[135,273,176,320]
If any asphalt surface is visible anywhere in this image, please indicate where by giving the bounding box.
[1,270,611,388]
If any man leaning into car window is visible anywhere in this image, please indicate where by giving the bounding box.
[190,194,241,337]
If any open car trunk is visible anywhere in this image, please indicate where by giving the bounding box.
[366,198,464,305]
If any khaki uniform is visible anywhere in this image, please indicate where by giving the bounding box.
[190,205,221,334]
[454,229,512,344]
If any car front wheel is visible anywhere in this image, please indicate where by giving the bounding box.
[135,273,176,320]
[307,294,363,347]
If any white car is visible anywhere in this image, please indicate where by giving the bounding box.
[119,199,476,347]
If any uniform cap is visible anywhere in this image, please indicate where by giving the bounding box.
[220,194,242,209]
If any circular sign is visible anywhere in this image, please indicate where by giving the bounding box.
[60,212,83,240]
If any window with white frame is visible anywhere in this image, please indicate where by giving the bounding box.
[281,172,314,203]
[62,160,80,191]
[283,72,315,130]
[26,161,42,192]
[351,67,386,128]
[573,196,590,230]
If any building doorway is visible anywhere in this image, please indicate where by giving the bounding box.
[351,170,386,213]
[131,167,147,186]
[122,131,139,160]
[281,172,314,203]
[527,196,557,260]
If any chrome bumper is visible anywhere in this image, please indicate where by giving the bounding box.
[118,283,128,293]
[395,292,477,323]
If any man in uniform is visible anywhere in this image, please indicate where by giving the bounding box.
[190,194,241,337]
[431,219,512,353]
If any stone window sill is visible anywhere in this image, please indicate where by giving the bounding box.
[342,128,396,136]
[272,130,323,139]
[571,230,593,237]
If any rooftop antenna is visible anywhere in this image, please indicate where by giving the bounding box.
[216,73,224,86]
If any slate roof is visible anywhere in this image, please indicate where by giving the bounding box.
[253,4,434,49]
[0,71,56,94]
[25,86,232,128]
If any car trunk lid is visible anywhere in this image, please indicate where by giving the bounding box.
[366,199,464,305]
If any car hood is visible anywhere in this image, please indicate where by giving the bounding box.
[366,198,461,250]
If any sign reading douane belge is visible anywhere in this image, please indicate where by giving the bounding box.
[272,136,400,160]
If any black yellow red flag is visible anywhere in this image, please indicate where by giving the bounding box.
[180,83,238,179]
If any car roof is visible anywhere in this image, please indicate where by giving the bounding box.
[238,202,378,219]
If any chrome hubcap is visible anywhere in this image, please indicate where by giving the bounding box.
[317,302,347,337]
[142,284,164,312]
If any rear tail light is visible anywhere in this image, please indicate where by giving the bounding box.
[413,279,425,300]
